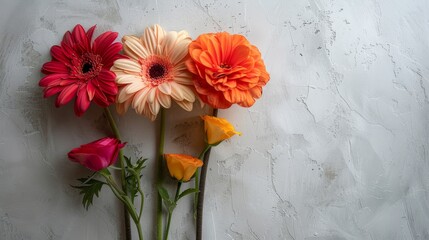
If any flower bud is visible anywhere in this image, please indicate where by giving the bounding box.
[201,115,241,145]
[68,137,125,171]
[164,154,203,181]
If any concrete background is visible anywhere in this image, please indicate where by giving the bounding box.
[0,0,428,239]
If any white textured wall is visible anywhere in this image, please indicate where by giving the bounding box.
[1,0,429,239]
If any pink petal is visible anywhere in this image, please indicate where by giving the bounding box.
[42,61,69,74]
[70,152,106,171]
[62,31,74,47]
[72,24,90,51]
[93,89,109,106]
[105,94,116,104]
[98,80,118,95]
[93,31,118,55]
[97,69,116,83]
[59,79,77,86]
[86,25,96,42]
[55,84,79,107]
[39,73,70,87]
[86,159,109,171]
[86,80,96,101]
[94,145,116,163]
[50,45,70,64]
[101,42,123,67]
[44,86,64,98]
[60,43,77,57]
[74,86,91,116]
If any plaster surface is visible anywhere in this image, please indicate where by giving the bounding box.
[0,0,428,239]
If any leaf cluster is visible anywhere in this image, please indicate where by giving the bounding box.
[157,185,199,214]
[72,176,106,210]
[124,156,146,203]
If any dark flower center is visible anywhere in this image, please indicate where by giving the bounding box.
[213,63,232,79]
[82,62,93,73]
[149,64,165,79]
[220,63,231,69]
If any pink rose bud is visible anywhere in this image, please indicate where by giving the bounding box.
[68,137,126,171]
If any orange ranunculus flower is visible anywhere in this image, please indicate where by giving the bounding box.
[202,115,241,145]
[164,154,203,181]
[186,32,270,109]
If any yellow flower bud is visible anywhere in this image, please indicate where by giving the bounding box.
[164,154,203,181]
[201,115,241,145]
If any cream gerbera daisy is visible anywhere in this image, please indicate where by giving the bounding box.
[111,24,196,121]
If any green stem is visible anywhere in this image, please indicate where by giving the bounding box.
[196,108,218,240]
[135,170,144,221]
[104,108,126,187]
[198,144,212,162]
[156,108,166,240]
[194,144,212,219]
[163,182,182,240]
[104,107,122,139]
[103,107,132,240]
[101,172,144,240]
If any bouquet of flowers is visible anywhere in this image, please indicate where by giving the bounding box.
[39,23,269,240]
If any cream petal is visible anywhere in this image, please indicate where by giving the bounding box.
[142,25,165,55]
[176,100,193,112]
[117,89,129,103]
[133,90,150,116]
[113,71,128,77]
[149,111,157,121]
[176,30,191,43]
[146,87,157,104]
[170,82,184,100]
[123,98,132,112]
[136,103,146,116]
[141,105,153,120]
[116,98,132,114]
[170,39,190,65]
[122,44,139,60]
[162,31,178,55]
[142,27,156,54]
[170,82,195,102]
[116,75,142,84]
[124,81,146,95]
[174,78,193,85]
[110,66,123,74]
[153,24,166,41]
[149,97,160,115]
[180,84,196,102]
[155,44,163,55]
[182,88,196,102]
[114,59,142,73]
[157,92,172,108]
[132,87,151,110]
[158,82,172,95]
[173,62,188,72]
[123,35,149,59]
[136,98,149,115]
[117,85,141,103]
[117,91,131,104]
[123,35,140,43]
[173,74,193,85]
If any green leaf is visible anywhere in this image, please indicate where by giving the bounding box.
[157,185,176,213]
[124,155,132,167]
[157,185,171,203]
[178,188,199,201]
[72,177,105,210]
[124,156,147,203]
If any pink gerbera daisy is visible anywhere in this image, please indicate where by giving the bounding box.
[111,24,196,121]
[39,24,125,116]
